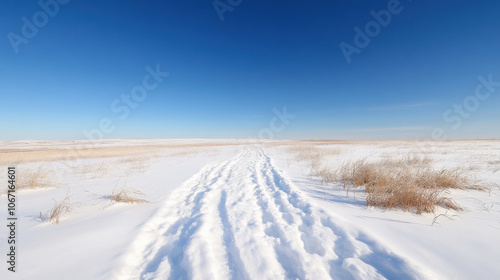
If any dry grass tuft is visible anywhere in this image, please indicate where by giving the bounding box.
[289,145,340,162]
[40,194,71,224]
[119,156,151,175]
[110,178,148,204]
[288,144,341,176]
[17,165,54,189]
[335,158,476,213]
[289,145,323,161]
[110,187,149,204]
[431,210,459,226]
[288,143,490,213]
[73,161,110,179]
[489,160,500,173]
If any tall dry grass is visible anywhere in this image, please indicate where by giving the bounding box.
[289,145,340,160]
[110,187,149,204]
[17,165,55,189]
[0,141,242,165]
[334,157,482,213]
[489,160,500,173]
[117,156,152,175]
[109,178,149,204]
[288,144,341,175]
[287,144,485,213]
[40,194,71,224]
[72,161,111,180]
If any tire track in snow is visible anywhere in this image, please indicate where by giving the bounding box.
[116,147,430,280]
[256,148,426,280]
[157,155,239,280]
[217,189,250,280]
[253,149,332,279]
[116,151,246,280]
[219,148,287,280]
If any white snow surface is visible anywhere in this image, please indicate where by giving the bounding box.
[0,139,499,280]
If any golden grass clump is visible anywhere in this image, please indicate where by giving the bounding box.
[336,158,475,213]
[291,145,323,161]
[17,165,54,189]
[40,195,71,224]
[110,187,149,204]
[288,144,341,177]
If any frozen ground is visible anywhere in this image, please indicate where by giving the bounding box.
[0,139,499,280]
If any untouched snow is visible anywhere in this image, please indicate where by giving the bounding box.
[0,140,499,280]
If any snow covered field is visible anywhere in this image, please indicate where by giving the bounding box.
[1,139,499,280]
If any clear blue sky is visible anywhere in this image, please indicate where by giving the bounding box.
[1,0,499,140]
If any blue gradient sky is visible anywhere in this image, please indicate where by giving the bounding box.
[1,0,499,140]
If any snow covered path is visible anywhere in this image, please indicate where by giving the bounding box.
[116,147,428,280]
